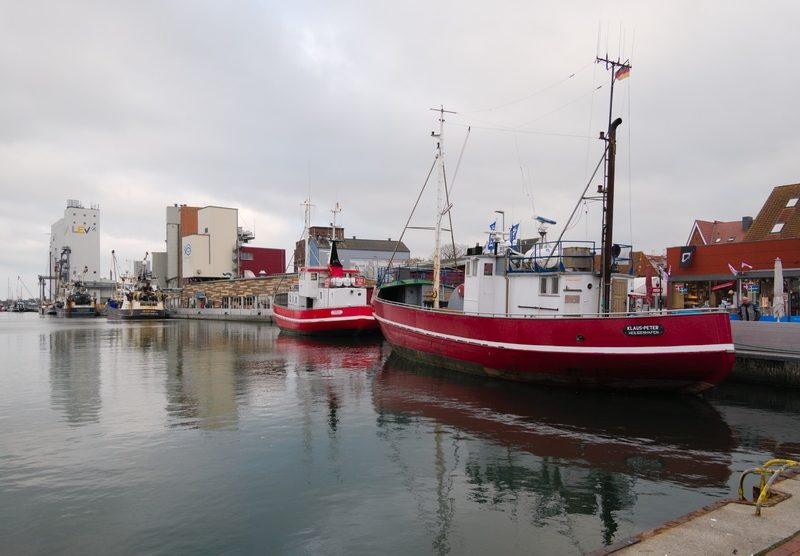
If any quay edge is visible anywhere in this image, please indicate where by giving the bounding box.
[591,471,800,556]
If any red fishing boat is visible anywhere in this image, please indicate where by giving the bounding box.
[374,61,734,392]
[272,202,378,336]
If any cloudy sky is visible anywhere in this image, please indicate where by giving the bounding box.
[2,1,798,298]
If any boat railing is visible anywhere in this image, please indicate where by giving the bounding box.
[507,240,633,274]
[378,265,464,287]
[378,297,728,319]
[507,240,597,273]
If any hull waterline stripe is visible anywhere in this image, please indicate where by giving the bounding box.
[374,313,734,355]
[273,313,376,325]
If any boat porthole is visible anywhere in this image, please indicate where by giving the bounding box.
[576,335,585,342]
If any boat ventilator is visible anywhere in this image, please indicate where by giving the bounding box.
[738,458,800,516]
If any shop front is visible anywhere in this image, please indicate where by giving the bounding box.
[665,238,800,319]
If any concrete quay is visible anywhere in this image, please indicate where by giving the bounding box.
[731,321,800,388]
[594,472,800,555]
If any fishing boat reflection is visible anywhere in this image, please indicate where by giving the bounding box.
[374,355,735,552]
[375,354,734,487]
[274,333,386,372]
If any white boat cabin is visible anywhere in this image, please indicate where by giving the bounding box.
[459,241,633,317]
[289,265,369,310]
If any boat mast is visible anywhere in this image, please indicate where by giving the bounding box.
[596,56,631,314]
[302,198,313,268]
[430,106,455,309]
[329,202,341,265]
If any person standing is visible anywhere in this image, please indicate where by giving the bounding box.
[738,296,761,321]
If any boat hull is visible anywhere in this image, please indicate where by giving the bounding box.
[272,302,378,336]
[106,307,167,320]
[373,299,735,392]
[55,305,98,318]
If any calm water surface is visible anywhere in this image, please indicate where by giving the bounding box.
[1,313,799,555]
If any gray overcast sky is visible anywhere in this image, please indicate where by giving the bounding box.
[2,1,799,297]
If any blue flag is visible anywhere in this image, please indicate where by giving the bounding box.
[485,220,497,252]
[509,223,520,249]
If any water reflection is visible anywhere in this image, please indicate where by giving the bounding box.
[707,382,800,460]
[274,334,384,446]
[373,354,735,552]
[164,321,279,430]
[48,326,104,426]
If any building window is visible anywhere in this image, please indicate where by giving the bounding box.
[787,198,799,208]
[771,223,785,233]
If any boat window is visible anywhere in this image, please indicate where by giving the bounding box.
[310,272,318,281]
[483,262,493,276]
[539,276,560,294]
[465,261,470,275]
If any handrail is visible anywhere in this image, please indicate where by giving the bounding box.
[738,458,800,516]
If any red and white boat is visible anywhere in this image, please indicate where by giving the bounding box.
[272,202,378,336]
[374,68,734,392]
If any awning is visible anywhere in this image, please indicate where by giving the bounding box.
[711,281,735,291]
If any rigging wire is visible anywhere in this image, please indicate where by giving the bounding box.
[447,126,471,198]
[512,86,603,131]
[460,62,593,115]
[448,121,594,140]
[382,157,438,281]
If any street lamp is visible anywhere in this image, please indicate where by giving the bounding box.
[494,210,505,243]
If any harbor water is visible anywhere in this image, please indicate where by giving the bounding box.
[2,313,799,555]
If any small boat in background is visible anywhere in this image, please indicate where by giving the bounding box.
[106,252,167,320]
[272,202,378,336]
[55,281,99,318]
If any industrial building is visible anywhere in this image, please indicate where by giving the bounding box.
[46,199,115,302]
[159,204,286,289]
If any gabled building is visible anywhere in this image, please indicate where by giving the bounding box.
[666,183,800,318]
[687,218,751,246]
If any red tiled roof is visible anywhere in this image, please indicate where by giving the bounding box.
[744,183,800,241]
[689,220,748,246]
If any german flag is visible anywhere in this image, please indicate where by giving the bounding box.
[615,66,631,81]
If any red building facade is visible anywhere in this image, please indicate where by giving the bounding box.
[239,246,286,278]
[665,238,800,317]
